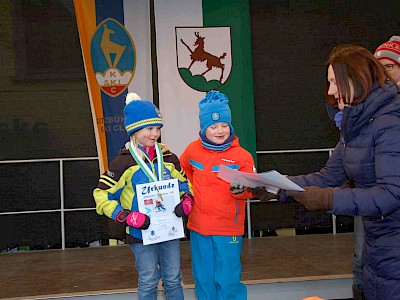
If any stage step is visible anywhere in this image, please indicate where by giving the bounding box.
[34,278,352,300]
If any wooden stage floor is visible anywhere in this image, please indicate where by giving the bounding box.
[0,233,354,300]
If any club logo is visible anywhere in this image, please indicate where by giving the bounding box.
[91,18,136,97]
[148,230,160,242]
[211,112,220,121]
[169,226,178,237]
[176,27,232,92]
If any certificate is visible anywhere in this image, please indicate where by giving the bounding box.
[217,164,305,192]
[136,178,185,245]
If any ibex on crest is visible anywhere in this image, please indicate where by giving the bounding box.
[100,24,126,68]
[181,32,226,82]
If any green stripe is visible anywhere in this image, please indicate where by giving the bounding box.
[129,143,156,182]
[128,142,164,182]
[202,0,257,167]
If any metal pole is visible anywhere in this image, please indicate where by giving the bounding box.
[60,160,65,250]
[246,200,252,239]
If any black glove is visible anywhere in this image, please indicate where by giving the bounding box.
[248,187,278,202]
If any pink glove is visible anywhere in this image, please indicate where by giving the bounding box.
[116,210,150,229]
[174,193,194,217]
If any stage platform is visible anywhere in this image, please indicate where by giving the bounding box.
[0,233,354,300]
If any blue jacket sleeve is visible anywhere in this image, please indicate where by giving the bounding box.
[289,142,348,188]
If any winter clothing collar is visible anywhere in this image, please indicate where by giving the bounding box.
[341,82,400,143]
[199,131,235,151]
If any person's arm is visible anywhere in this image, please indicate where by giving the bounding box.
[93,157,127,220]
[93,157,150,228]
[289,141,347,188]
[291,116,400,215]
[179,148,194,185]
[165,150,194,217]
[333,116,400,216]
[275,142,346,204]
[167,151,192,196]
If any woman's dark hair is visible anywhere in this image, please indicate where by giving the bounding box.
[325,45,395,107]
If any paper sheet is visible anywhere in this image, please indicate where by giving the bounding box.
[217,165,305,192]
[136,178,185,245]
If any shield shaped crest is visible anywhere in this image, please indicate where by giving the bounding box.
[176,27,232,92]
[91,18,136,97]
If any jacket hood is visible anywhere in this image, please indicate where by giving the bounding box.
[342,82,400,143]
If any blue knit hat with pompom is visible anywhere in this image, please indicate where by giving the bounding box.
[124,93,163,135]
[199,90,233,135]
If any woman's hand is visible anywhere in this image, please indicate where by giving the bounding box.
[289,186,334,211]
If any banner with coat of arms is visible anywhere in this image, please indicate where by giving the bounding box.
[73,0,153,172]
[154,0,257,158]
[74,0,257,171]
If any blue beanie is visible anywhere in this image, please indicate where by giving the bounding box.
[124,93,163,135]
[199,90,233,135]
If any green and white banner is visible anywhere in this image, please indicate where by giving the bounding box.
[154,0,257,160]
[76,0,257,169]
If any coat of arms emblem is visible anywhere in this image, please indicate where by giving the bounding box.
[176,27,232,92]
[91,18,136,97]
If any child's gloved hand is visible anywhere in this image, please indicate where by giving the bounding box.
[174,193,194,217]
[116,210,150,229]
[230,180,246,194]
[248,187,278,202]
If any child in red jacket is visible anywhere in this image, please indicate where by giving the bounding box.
[180,90,254,300]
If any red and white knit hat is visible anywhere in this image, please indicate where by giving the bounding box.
[374,36,400,66]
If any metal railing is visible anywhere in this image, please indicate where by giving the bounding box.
[0,148,335,248]
[246,148,336,239]
[0,157,99,250]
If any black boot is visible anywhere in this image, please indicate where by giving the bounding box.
[353,286,367,300]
